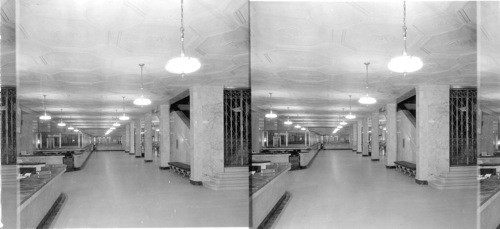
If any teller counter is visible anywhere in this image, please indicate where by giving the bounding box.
[20,164,66,229]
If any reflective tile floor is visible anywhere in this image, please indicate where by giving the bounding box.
[273,149,477,229]
[51,150,249,228]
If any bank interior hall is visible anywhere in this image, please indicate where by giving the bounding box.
[250,1,479,228]
[0,0,250,228]
[478,1,500,229]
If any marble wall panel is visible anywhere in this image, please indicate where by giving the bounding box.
[190,85,224,182]
[416,85,450,181]
[385,103,397,167]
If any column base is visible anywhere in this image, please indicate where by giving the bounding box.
[415,179,428,185]
[385,165,396,169]
[190,180,203,186]
[356,151,362,154]
[125,151,129,154]
[362,154,370,157]
[129,152,134,155]
[159,166,170,170]
[144,160,153,162]
[135,155,143,158]
[371,159,380,161]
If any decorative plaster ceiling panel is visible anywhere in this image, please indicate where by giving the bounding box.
[17,0,249,136]
[251,1,477,130]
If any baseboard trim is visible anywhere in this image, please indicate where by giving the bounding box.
[159,166,170,170]
[356,151,362,154]
[190,180,203,186]
[362,154,370,157]
[371,159,380,161]
[257,192,290,229]
[37,193,66,229]
[144,160,153,162]
[415,179,428,185]
[135,155,143,158]
[385,165,396,169]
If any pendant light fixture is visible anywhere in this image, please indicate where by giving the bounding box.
[57,109,66,127]
[388,1,423,75]
[345,95,356,119]
[301,127,306,131]
[284,107,293,125]
[339,109,347,126]
[113,110,121,127]
[39,95,51,120]
[67,115,74,130]
[74,129,79,132]
[119,96,130,121]
[165,0,201,77]
[134,63,152,106]
[359,62,377,105]
[294,115,301,128]
[265,93,277,119]
[110,126,116,130]
[337,114,344,129]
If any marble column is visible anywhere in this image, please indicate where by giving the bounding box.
[285,131,289,146]
[352,123,358,151]
[190,85,224,184]
[357,120,362,153]
[78,133,81,148]
[134,119,142,158]
[251,110,262,153]
[129,121,135,155]
[371,112,380,161]
[385,103,397,168]
[415,85,450,184]
[125,124,130,153]
[362,118,369,156]
[144,112,153,162]
[159,104,171,169]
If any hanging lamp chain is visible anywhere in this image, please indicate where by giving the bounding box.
[42,95,47,113]
[139,63,145,93]
[402,0,408,55]
[269,93,272,111]
[364,62,370,90]
[180,0,185,56]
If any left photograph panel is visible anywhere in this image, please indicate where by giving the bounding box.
[10,0,250,228]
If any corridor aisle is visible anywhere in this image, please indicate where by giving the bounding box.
[274,149,476,229]
[51,150,248,228]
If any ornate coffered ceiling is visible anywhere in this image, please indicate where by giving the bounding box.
[9,0,249,136]
[251,1,477,129]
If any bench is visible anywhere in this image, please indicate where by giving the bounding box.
[168,162,191,177]
[394,161,416,177]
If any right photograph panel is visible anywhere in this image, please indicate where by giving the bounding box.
[478,1,500,229]
[250,1,478,228]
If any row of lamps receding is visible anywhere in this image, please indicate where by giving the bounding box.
[38,0,201,135]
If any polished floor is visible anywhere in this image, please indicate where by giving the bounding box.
[274,149,477,229]
[51,149,249,228]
